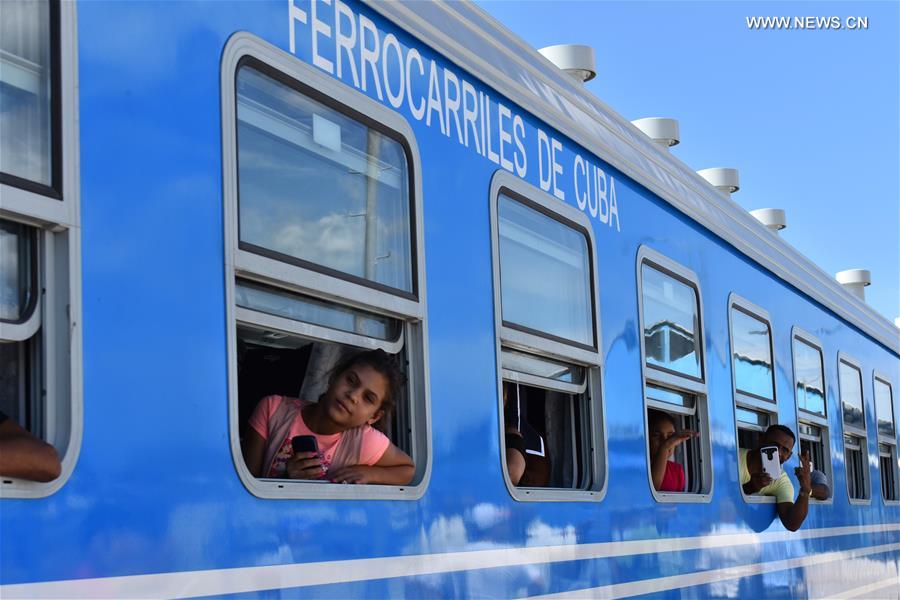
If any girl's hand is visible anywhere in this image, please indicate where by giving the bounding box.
[329,465,378,484]
[662,429,699,451]
[286,451,326,480]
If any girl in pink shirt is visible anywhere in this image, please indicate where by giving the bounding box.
[648,409,697,493]
[242,350,415,485]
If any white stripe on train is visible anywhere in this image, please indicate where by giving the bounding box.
[535,542,900,599]
[2,524,898,599]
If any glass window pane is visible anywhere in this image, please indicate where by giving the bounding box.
[236,66,413,293]
[794,339,826,416]
[0,219,36,323]
[875,379,895,437]
[498,194,593,346]
[0,0,52,185]
[731,308,774,400]
[646,385,694,409]
[235,280,401,341]
[501,349,585,385]
[839,361,865,430]
[736,407,769,428]
[641,264,701,378]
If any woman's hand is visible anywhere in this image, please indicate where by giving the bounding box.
[661,429,699,454]
[286,451,326,479]
[329,465,378,484]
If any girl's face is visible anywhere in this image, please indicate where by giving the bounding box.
[649,418,676,458]
[323,364,388,429]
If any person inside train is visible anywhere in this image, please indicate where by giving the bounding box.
[648,409,698,492]
[740,424,812,531]
[0,411,62,482]
[241,349,415,485]
[503,382,550,487]
[810,469,832,501]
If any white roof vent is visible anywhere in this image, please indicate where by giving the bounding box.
[697,168,740,197]
[750,208,787,233]
[538,44,596,83]
[632,118,680,149]
[836,269,871,301]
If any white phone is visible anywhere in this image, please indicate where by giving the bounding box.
[760,446,781,481]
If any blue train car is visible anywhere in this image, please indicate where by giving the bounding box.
[1,1,898,597]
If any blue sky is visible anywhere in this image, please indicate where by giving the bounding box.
[476,1,899,325]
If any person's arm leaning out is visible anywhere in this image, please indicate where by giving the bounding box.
[775,451,812,532]
[0,413,62,482]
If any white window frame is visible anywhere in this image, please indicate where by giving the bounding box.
[873,372,899,504]
[490,170,607,502]
[0,0,81,500]
[791,327,833,505]
[837,353,871,504]
[727,295,779,504]
[221,33,431,500]
[637,247,713,503]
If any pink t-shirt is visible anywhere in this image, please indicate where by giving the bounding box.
[249,395,390,478]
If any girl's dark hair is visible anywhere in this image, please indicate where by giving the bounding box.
[328,349,406,432]
[648,409,677,430]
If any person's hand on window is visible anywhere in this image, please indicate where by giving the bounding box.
[286,451,326,479]
[329,465,379,484]
[745,472,773,494]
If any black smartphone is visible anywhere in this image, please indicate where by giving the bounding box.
[292,435,318,455]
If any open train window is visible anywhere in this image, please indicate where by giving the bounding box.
[791,329,833,502]
[638,248,712,502]
[873,374,899,503]
[490,171,606,502]
[728,296,779,502]
[0,0,81,499]
[222,35,430,500]
[838,355,870,503]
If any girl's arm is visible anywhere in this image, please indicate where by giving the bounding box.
[242,428,266,478]
[329,443,415,485]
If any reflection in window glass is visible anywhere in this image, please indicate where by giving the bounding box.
[736,407,768,428]
[0,220,36,323]
[731,308,773,400]
[236,66,412,293]
[501,349,585,385]
[794,339,826,416]
[498,195,592,346]
[235,280,401,341]
[641,265,701,378]
[839,361,865,431]
[874,379,895,438]
[0,0,52,185]
[646,385,694,409]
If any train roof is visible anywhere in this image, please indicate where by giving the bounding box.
[364,0,899,356]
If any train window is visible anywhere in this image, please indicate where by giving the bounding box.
[490,171,606,502]
[728,297,779,501]
[838,356,870,502]
[222,37,430,500]
[873,375,898,503]
[0,0,58,193]
[638,248,712,501]
[0,0,80,499]
[791,329,833,501]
